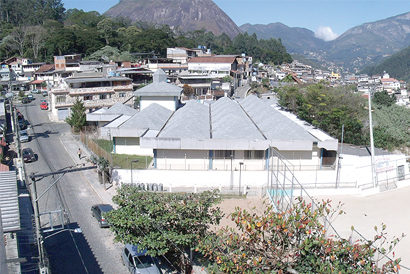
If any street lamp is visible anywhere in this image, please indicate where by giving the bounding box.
[130,159,139,184]
[230,154,234,189]
[239,162,243,196]
[367,90,376,188]
[41,228,82,243]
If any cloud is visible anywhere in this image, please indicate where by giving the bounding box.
[315,26,339,42]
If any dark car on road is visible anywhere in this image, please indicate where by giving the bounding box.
[22,97,30,104]
[91,204,114,228]
[22,148,35,163]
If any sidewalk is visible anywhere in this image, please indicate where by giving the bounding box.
[59,132,116,204]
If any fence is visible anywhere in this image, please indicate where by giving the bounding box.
[266,146,408,272]
[80,131,113,165]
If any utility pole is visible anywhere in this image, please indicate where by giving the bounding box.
[28,165,97,273]
[30,175,45,272]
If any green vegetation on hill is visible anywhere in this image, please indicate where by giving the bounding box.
[0,3,291,65]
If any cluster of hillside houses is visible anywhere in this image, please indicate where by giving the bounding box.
[0,47,408,192]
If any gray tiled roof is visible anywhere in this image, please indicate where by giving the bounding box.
[211,97,264,139]
[0,171,20,232]
[134,81,182,96]
[239,95,316,141]
[149,95,336,151]
[104,103,137,116]
[159,100,209,139]
[120,103,173,131]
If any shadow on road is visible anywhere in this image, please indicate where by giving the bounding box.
[42,222,103,274]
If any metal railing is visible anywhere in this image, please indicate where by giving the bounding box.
[266,146,408,272]
[80,131,113,165]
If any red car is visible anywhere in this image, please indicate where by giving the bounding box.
[40,102,48,110]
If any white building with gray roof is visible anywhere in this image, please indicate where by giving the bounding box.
[141,95,338,171]
[86,102,138,128]
[105,103,173,156]
[134,68,182,111]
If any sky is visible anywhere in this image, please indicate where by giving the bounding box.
[62,0,410,41]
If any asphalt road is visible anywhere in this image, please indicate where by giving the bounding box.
[18,94,127,274]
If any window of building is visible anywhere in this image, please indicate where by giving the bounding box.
[244,150,265,159]
[99,94,107,100]
[214,150,235,159]
[56,95,66,103]
[119,93,126,97]
[84,95,92,100]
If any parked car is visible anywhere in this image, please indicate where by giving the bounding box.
[27,94,34,100]
[31,89,40,94]
[19,130,29,143]
[42,91,48,97]
[22,148,35,163]
[91,204,114,228]
[18,119,28,130]
[121,244,161,274]
[40,102,48,110]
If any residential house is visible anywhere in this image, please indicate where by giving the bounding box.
[54,54,81,72]
[187,55,238,77]
[49,73,133,120]
[32,64,55,89]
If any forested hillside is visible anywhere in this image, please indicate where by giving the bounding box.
[362,45,410,82]
[0,0,291,64]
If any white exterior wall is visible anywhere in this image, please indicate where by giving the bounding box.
[156,149,210,170]
[115,137,153,156]
[140,96,177,111]
[155,149,322,171]
[188,62,231,75]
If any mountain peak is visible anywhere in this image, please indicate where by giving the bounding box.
[104,0,241,38]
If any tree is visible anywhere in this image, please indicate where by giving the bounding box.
[97,17,114,45]
[107,187,223,268]
[182,84,194,97]
[65,97,86,132]
[373,90,396,107]
[25,25,47,60]
[197,198,403,274]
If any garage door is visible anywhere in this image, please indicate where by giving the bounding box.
[58,108,69,120]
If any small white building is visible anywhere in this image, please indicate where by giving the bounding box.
[109,103,173,156]
[134,69,182,111]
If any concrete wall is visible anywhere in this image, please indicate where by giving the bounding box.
[112,153,409,196]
